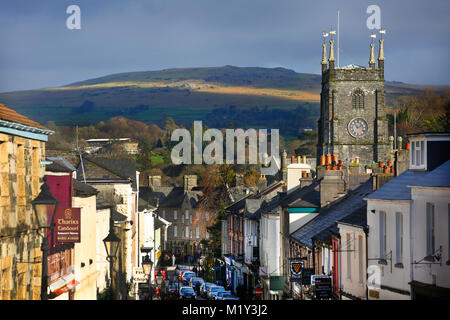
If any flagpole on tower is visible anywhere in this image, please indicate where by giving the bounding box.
[337,9,340,68]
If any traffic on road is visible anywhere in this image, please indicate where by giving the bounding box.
[155,264,240,301]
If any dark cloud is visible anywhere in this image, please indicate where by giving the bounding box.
[0,0,449,91]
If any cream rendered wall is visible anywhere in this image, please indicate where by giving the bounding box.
[96,207,110,293]
[260,213,280,275]
[93,183,134,284]
[366,200,411,300]
[337,224,367,299]
[410,187,450,289]
[73,195,98,300]
[286,163,311,193]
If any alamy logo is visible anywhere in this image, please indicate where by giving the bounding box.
[66,5,81,30]
[366,5,381,30]
[170,121,280,175]
[367,265,381,290]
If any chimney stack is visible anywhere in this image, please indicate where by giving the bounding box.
[183,175,197,191]
[149,175,162,188]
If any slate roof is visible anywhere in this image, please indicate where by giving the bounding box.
[290,179,372,247]
[155,218,165,230]
[46,157,77,173]
[408,160,450,188]
[73,180,99,197]
[364,169,427,201]
[0,103,48,130]
[312,224,339,245]
[282,180,321,208]
[225,181,283,213]
[84,156,137,190]
[260,194,283,215]
[111,208,127,222]
[76,155,137,190]
[336,205,368,229]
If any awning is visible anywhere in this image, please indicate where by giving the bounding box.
[48,273,79,299]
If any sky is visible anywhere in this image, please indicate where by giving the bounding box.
[0,0,449,92]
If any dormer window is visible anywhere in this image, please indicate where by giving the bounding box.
[410,139,426,169]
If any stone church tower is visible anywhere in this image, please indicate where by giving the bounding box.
[317,37,390,165]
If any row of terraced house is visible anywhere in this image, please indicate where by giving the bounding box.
[220,133,450,300]
[0,103,170,300]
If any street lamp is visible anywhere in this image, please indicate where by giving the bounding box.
[31,177,59,300]
[103,228,121,262]
[141,247,153,300]
[103,220,121,299]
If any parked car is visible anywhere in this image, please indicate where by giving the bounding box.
[207,286,225,299]
[201,282,215,298]
[214,291,231,300]
[179,286,196,300]
[222,295,240,300]
[182,271,196,284]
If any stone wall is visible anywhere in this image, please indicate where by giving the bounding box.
[0,133,45,300]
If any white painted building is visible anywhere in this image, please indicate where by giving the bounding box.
[259,211,282,299]
[408,159,450,299]
[365,132,450,300]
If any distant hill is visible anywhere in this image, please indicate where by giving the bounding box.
[0,65,448,129]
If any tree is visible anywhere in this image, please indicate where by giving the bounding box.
[244,168,259,187]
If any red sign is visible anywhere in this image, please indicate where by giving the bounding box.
[254,288,263,297]
[54,207,81,245]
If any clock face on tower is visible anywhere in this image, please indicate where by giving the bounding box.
[348,118,368,138]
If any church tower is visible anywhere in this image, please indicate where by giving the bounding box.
[317,37,390,165]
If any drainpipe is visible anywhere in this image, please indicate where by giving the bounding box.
[364,226,369,300]
[409,201,414,299]
[338,237,342,300]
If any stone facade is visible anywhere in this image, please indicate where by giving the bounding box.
[0,132,46,300]
[317,40,390,165]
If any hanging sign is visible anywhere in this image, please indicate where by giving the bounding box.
[290,261,304,276]
[54,207,81,244]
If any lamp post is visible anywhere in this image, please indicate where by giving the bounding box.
[141,247,153,300]
[31,177,59,300]
[103,217,121,299]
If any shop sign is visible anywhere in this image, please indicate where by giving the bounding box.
[314,276,332,299]
[54,207,81,244]
[290,261,304,276]
[133,267,148,283]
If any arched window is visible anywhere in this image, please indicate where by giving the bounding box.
[352,88,364,109]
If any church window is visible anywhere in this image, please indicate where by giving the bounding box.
[352,88,365,109]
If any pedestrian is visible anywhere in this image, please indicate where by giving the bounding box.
[172,254,176,266]
[195,281,201,295]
